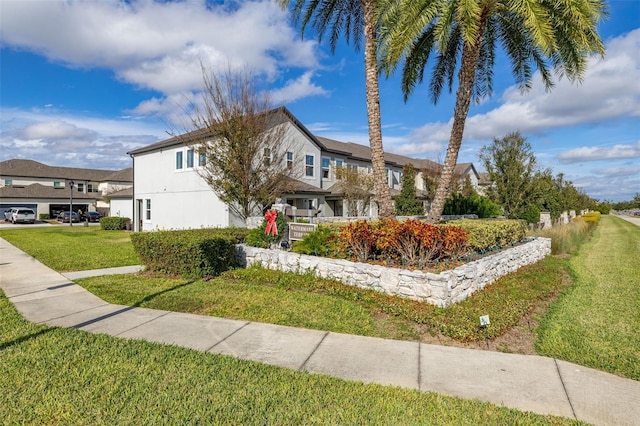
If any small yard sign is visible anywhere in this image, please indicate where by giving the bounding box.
[289,223,317,241]
[479,315,491,327]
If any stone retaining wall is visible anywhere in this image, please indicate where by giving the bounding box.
[235,237,551,307]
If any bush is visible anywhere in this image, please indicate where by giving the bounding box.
[581,211,601,222]
[521,204,541,224]
[443,193,501,218]
[448,219,527,252]
[245,211,287,248]
[292,225,338,255]
[38,213,50,220]
[100,217,130,230]
[130,229,238,278]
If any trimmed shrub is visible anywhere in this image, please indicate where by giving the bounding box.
[130,229,238,278]
[245,211,287,248]
[100,217,130,230]
[38,213,50,220]
[292,225,338,255]
[448,219,527,252]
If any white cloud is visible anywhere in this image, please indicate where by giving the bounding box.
[557,141,640,163]
[0,0,319,95]
[21,121,96,140]
[271,72,329,104]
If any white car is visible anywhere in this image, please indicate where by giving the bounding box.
[9,208,36,224]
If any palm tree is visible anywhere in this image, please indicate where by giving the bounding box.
[379,0,607,222]
[279,0,395,219]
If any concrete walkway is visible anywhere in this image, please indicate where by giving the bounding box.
[1,237,638,426]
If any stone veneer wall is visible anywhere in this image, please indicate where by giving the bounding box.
[235,237,551,308]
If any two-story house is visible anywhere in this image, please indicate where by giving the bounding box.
[0,159,133,219]
[128,107,481,231]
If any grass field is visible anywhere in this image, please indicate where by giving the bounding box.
[0,226,139,271]
[536,215,640,380]
[0,294,583,425]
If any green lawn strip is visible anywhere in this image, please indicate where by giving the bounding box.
[0,293,584,425]
[77,255,568,344]
[536,216,640,380]
[0,227,139,272]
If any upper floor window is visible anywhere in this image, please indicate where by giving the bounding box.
[286,151,294,170]
[54,181,62,188]
[336,159,344,168]
[186,149,194,168]
[176,151,183,169]
[198,152,206,167]
[305,155,314,177]
[87,183,99,193]
[321,157,330,179]
[4,179,12,186]
[77,183,84,192]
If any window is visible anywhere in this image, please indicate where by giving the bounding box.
[4,179,12,186]
[321,157,330,179]
[176,151,183,169]
[54,181,61,188]
[336,159,343,168]
[286,151,294,170]
[77,183,84,192]
[186,149,194,168]
[87,183,99,193]
[145,199,151,220]
[198,152,206,167]
[263,147,272,166]
[386,168,392,187]
[346,163,357,171]
[305,154,314,177]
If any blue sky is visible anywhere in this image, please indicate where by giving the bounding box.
[1,0,638,202]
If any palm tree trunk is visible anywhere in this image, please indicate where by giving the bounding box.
[362,0,394,219]
[427,24,486,223]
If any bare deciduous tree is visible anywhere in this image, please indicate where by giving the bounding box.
[174,66,298,223]
[335,166,375,217]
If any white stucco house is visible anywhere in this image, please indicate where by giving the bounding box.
[128,107,481,231]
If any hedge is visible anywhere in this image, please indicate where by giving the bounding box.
[439,218,527,252]
[100,217,130,230]
[130,228,246,278]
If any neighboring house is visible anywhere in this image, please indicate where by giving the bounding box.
[0,159,132,218]
[128,107,483,231]
[107,187,134,220]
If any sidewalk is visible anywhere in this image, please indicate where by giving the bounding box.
[1,237,638,425]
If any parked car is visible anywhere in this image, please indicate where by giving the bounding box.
[4,207,20,221]
[9,208,36,224]
[81,211,102,222]
[57,211,80,223]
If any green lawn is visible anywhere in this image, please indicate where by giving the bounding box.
[0,227,139,271]
[0,293,584,425]
[536,215,640,380]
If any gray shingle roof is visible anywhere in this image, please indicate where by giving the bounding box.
[0,159,132,183]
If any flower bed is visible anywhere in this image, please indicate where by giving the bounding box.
[235,237,551,307]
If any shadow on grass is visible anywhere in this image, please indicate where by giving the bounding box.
[0,328,55,351]
[131,280,196,308]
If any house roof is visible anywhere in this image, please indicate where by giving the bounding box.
[281,176,330,195]
[0,159,132,183]
[127,106,323,156]
[0,183,99,200]
[126,106,478,183]
[106,187,134,198]
[102,168,133,182]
